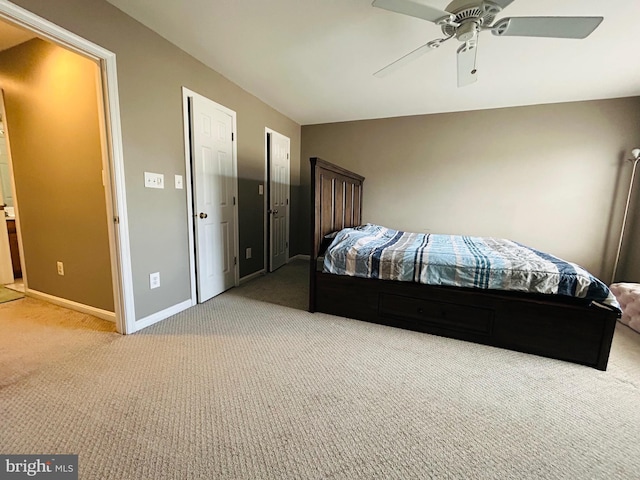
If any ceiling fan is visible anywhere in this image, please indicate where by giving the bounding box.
[372,0,603,87]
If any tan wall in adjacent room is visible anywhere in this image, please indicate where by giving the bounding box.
[0,39,114,311]
[301,97,640,281]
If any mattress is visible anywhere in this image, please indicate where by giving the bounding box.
[323,224,620,311]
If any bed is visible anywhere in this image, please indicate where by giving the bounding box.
[308,157,620,370]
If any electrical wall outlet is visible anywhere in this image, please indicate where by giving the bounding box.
[246,247,252,259]
[144,172,164,189]
[149,272,160,289]
[258,184,264,195]
[56,261,64,276]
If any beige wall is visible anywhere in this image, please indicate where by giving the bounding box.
[301,97,640,280]
[10,0,301,319]
[0,39,114,310]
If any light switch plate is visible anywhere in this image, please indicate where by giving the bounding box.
[144,172,164,189]
[175,174,183,189]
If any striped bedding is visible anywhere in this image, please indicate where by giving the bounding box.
[323,224,620,312]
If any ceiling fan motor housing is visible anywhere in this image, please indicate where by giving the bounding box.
[441,1,500,38]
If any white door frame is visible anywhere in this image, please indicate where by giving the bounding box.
[264,127,290,272]
[0,1,135,334]
[0,117,13,285]
[0,92,26,291]
[182,87,239,303]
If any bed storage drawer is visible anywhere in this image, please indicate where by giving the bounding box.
[493,301,608,365]
[379,293,493,335]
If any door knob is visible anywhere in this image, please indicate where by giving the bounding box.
[199,212,208,219]
[268,209,278,214]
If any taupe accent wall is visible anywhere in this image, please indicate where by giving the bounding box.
[0,39,114,311]
[301,97,640,281]
[11,0,301,319]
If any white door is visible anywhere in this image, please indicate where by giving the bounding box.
[190,95,237,302]
[269,131,290,272]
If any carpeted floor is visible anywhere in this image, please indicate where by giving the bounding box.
[0,297,117,388]
[1,259,639,479]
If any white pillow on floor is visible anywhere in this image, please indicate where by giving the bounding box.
[610,283,640,333]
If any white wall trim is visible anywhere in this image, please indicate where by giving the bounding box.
[231,103,240,288]
[239,269,265,285]
[134,299,192,332]
[181,88,198,307]
[0,0,135,334]
[26,289,116,322]
[263,129,269,273]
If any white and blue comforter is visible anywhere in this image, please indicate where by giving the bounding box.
[323,224,620,311]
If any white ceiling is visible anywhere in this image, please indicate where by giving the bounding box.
[106,0,640,125]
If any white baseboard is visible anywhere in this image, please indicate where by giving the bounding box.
[240,269,265,284]
[134,298,193,332]
[26,289,116,322]
[290,254,310,261]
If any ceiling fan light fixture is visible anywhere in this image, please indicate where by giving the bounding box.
[456,21,479,42]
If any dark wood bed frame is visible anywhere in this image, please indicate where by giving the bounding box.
[308,157,618,370]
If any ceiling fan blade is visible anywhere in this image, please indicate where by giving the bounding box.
[492,17,603,39]
[374,40,441,78]
[372,0,453,24]
[457,40,478,87]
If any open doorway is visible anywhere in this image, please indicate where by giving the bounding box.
[0,38,115,321]
[0,3,134,333]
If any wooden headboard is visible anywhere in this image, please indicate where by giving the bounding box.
[309,157,365,311]
[310,157,365,258]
